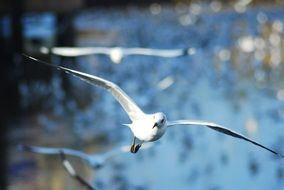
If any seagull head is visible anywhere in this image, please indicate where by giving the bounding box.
[152,112,167,129]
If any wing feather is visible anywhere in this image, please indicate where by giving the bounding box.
[23,54,144,121]
[18,145,89,159]
[168,120,283,157]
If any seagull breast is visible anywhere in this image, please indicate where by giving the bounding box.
[130,115,167,142]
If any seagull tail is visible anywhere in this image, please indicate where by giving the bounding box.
[122,124,131,128]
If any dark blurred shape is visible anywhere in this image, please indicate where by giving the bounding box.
[248,159,259,176]
[0,0,23,190]
[25,0,83,13]
[220,152,228,166]
[56,14,75,47]
[0,0,24,188]
[0,0,12,13]
[2,0,284,13]
[8,160,37,178]
[0,38,10,190]
[85,0,171,7]
[276,167,284,181]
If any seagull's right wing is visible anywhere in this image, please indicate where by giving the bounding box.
[167,120,284,158]
[23,54,145,121]
[18,145,90,160]
[41,47,111,57]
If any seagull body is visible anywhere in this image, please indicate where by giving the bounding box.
[124,112,167,142]
[23,54,283,157]
[40,46,196,64]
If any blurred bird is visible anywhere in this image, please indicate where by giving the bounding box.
[40,46,196,64]
[18,143,153,169]
[23,54,284,157]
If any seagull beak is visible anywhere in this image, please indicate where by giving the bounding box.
[152,122,159,129]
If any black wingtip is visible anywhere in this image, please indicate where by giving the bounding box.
[22,53,65,73]
[59,150,66,160]
[17,144,33,152]
[264,147,284,159]
[182,48,188,56]
[182,48,196,56]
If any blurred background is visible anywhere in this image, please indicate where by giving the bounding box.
[1,0,284,189]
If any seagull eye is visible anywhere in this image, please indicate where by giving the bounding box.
[161,119,165,123]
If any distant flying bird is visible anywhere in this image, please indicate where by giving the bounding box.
[19,143,153,190]
[18,143,153,169]
[23,54,284,157]
[18,144,106,190]
[40,46,196,64]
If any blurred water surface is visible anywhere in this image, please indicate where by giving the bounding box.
[9,3,284,190]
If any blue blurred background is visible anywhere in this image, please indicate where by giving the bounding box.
[1,0,284,190]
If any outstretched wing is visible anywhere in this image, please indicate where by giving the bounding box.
[18,145,90,160]
[40,46,196,58]
[167,120,283,157]
[41,47,111,57]
[23,54,145,121]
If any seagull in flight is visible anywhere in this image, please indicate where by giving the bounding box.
[18,143,153,169]
[19,143,152,190]
[23,54,284,157]
[18,144,104,190]
[40,46,196,64]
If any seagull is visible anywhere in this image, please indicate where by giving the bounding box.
[40,46,196,64]
[18,143,153,169]
[18,144,102,190]
[23,54,284,157]
[19,144,152,190]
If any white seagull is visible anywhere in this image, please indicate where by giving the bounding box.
[19,144,104,190]
[23,54,284,156]
[40,46,196,64]
[18,143,153,169]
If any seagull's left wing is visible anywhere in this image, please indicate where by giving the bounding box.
[167,120,283,157]
[18,145,90,160]
[23,54,145,121]
[41,47,111,57]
